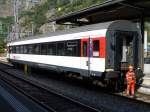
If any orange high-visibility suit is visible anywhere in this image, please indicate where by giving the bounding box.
[126,66,135,96]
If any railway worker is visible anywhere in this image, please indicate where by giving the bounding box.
[126,65,136,97]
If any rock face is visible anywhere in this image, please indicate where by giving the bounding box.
[0,0,13,17]
[0,0,42,17]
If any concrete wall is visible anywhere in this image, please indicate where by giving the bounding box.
[144,64,150,75]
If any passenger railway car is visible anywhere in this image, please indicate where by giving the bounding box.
[7,20,142,86]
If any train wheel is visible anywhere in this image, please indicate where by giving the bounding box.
[107,79,119,92]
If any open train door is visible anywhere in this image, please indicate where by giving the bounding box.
[106,20,142,73]
[114,31,139,71]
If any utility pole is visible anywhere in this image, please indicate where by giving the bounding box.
[26,0,29,9]
[31,22,34,36]
[52,22,56,32]
[7,25,10,42]
[14,0,18,24]
[13,0,19,40]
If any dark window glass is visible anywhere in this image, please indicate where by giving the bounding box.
[65,40,80,56]
[20,45,24,54]
[57,42,65,56]
[24,45,28,54]
[34,44,40,54]
[41,43,47,55]
[16,46,20,54]
[93,40,100,57]
[48,42,56,55]
[83,42,87,57]
[28,44,34,54]
[12,46,16,53]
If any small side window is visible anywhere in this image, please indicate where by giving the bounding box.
[93,40,100,57]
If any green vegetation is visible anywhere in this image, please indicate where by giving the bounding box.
[55,0,105,17]
[20,0,106,34]
[0,16,14,37]
[0,16,14,53]
[20,0,55,34]
[0,0,107,52]
[0,38,5,53]
[145,22,150,43]
[0,0,6,4]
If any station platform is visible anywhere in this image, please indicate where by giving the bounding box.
[0,79,48,112]
[138,63,150,95]
[138,75,150,95]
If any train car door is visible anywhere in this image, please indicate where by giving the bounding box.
[81,38,91,76]
[90,37,105,76]
[115,31,139,70]
[81,37,105,77]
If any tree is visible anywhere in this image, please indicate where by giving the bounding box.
[0,16,14,53]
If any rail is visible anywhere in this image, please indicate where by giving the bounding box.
[0,68,100,112]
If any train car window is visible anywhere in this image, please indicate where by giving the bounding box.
[83,42,87,57]
[57,42,65,56]
[48,43,56,55]
[20,45,24,54]
[34,44,40,54]
[15,46,18,53]
[12,46,16,53]
[127,42,133,57]
[16,46,20,54]
[28,44,34,54]
[24,45,28,54]
[93,40,100,57]
[41,43,48,55]
[65,40,80,56]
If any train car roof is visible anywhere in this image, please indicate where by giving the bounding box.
[8,20,140,45]
[8,21,112,43]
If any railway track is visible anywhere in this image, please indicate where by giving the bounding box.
[0,68,100,112]
[0,62,150,112]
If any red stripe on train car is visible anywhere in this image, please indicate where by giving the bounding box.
[100,37,106,58]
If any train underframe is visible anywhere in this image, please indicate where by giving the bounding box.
[9,59,130,92]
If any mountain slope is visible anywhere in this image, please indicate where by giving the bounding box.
[0,0,13,17]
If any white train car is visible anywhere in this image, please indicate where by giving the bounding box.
[7,20,142,82]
